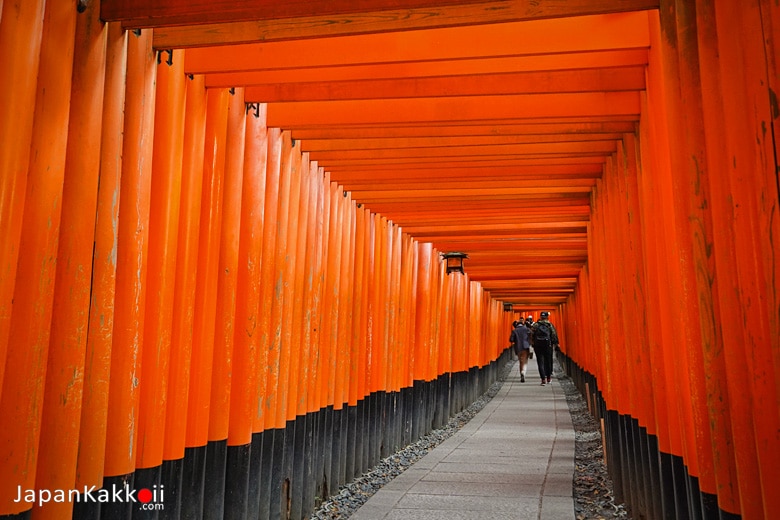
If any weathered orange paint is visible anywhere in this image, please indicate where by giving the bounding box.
[301,162,325,412]
[415,243,433,382]
[267,131,294,427]
[76,22,126,487]
[0,0,46,395]
[337,194,356,404]
[636,92,675,455]
[136,48,186,470]
[280,142,305,423]
[165,74,207,459]
[104,28,157,477]
[695,1,772,512]
[350,204,368,406]
[314,173,333,407]
[642,15,692,468]
[383,222,397,392]
[399,235,416,387]
[255,127,282,433]
[358,206,373,401]
[299,157,320,415]
[228,102,268,446]
[707,2,780,515]
[3,4,778,518]
[209,87,247,442]
[619,134,655,434]
[185,87,229,447]
[0,0,77,515]
[35,3,107,514]
[369,215,387,393]
[325,184,345,409]
[648,4,717,500]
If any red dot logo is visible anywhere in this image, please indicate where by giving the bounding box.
[138,488,153,503]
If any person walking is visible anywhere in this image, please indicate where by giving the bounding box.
[509,319,532,382]
[530,311,559,385]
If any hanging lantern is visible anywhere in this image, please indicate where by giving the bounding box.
[441,252,468,275]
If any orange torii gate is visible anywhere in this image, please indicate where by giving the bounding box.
[0,1,778,519]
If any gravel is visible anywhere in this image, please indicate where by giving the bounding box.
[309,359,631,519]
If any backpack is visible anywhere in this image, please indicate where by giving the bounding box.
[534,322,552,347]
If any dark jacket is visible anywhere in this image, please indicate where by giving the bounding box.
[530,319,559,347]
[510,324,531,355]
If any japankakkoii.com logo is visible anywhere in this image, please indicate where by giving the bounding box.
[14,484,164,511]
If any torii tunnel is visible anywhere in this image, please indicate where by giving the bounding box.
[1,0,779,519]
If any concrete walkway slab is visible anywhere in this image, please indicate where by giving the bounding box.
[351,366,575,520]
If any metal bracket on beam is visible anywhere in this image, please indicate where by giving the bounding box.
[245,102,260,118]
[156,49,173,66]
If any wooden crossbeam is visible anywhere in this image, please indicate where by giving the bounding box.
[142,1,658,46]
[243,67,645,103]
[267,93,641,127]
[205,50,648,88]
[291,121,637,140]
[184,13,650,74]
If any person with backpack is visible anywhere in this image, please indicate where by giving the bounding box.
[530,311,559,385]
[509,319,532,382]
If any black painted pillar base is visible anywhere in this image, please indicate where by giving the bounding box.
[248,430,266,520]
[100,474,134,520]
[160,458,183,520]
[268,427,286,520]
[224,443,251,520]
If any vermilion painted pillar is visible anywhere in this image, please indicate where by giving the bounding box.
[400,235,416,389]
[314,174,333,411]
[136,48,186,470]
[617,134,655,435]
[415,243,433,384]
[387,224,402,393]
[636,92,676,465]
[431,247,446,379]
[281,144,306,424]
[451,268,467,376]
[650,6,723,514]
[104,27,157,477]
[76,21,127,490]
[694,2,769,514]
[373,215,388,395]
[228,102,267,447]
[436,254,451,378]
[0,0,77,514]
[604,156,632,417]
[335,186,353,416]
[210,88,247,444]
[164,73,206,460]
[0,0,46,394]
[305,165,326,416]
[256,127,282,434]
[325,185,345,409]
[34,3,106,518]
[350,204,369,409]
[707,2,780,515]
[644,12,699,488]
[587,186,613,409]
[266,131,293,430]
[185,87,229,448]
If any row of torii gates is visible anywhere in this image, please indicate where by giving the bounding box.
[1,1,778,519]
